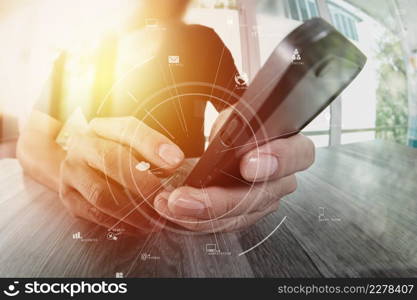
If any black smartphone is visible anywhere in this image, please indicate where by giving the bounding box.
[184,18,367,188]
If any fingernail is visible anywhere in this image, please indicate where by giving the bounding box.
[243,154,278,181]
[158,144,184,166]
[154,191,169,205]
[153,193,168,213]
[169,194,206,217]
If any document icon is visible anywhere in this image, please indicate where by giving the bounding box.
[168,55,180,64]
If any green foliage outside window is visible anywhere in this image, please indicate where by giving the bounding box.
[375,34,409,144]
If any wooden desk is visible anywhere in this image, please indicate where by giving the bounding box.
[1,140,417,277]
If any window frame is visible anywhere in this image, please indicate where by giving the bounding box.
[288,0,321,21]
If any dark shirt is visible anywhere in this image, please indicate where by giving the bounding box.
[36,23,243,157]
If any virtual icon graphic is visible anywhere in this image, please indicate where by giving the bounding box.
[3,282,20,297]
[140,252,160,261]
[319,207,341,222]
[136,161,151,172]
[205,244,220,253]
[106,231,121,241]
[292,48,301,61]
[168,55,180,64]
[234,72,248,87]
[72,232,82,240]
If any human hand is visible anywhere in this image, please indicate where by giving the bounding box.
[154,109,314,232]
[59,116,185,235]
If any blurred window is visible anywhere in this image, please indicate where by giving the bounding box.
[330,0,408,145]
[287,0,319,21]
[328,1,359,41]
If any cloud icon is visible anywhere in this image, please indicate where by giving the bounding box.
[136,161,151,172]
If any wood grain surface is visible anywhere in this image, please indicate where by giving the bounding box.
[1,140,417,278]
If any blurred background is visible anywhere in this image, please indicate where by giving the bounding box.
[1,0,416,157]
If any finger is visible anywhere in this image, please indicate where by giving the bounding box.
[240,134,315,182]
[159,175,296,219]
[68,134,161,198]
[90,117,184,169]
[61,159,165,233]
[154,192,280,232]
[60,188,145,236]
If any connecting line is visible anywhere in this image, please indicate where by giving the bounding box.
[220,64,281,117]
[0,197,12,205]
[126,91,139,103]
[97,56,154,114]
[201,185,229,252]
[220,169,316,218]
[126,91,177,140]
[220,171,316,257]
[168,65,189,137]
[238,216,287,256]
[82,173,166,238]
[200,184,230,253]
[247,68,283,104]
[82,174,170,238]
[128,146,146,201]
[101,120,151,207]
[102,154,121,207]
[102,137,149,206]
[208,46,226,103]
[221,70,238,106]
[156,61,185,134]
[108,175,175,232]
[125,214,163,277]
[200,185,221,252]
[143,109,176,140]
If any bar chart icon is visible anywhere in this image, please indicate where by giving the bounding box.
[72,232,82,240]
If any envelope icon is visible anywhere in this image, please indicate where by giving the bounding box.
[168,55,180,64]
